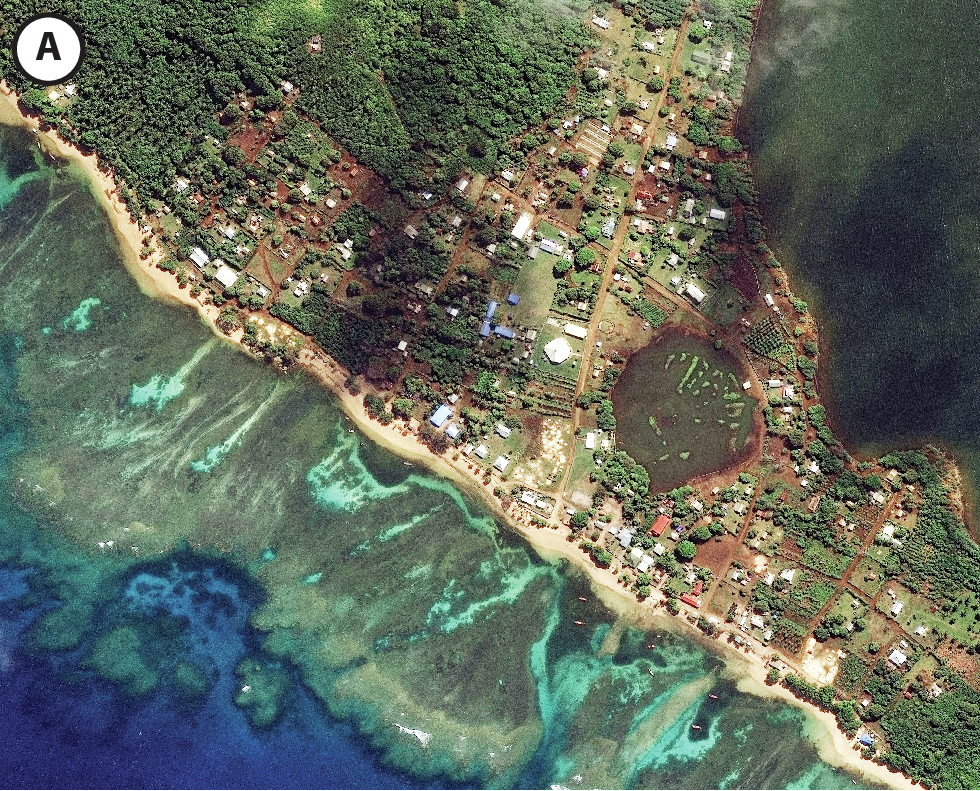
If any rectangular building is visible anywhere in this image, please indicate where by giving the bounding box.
[511,211,533,239]
[429,405,452,428]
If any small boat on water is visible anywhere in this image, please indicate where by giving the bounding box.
[708,694,719,700]
[403,462,413,466]
[574,620,584,626]
[691,724,702,731]
[646,643,656,649]
[648,669,655,677]
[577,596,588,602]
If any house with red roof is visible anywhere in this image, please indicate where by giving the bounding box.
[650,514,670,536]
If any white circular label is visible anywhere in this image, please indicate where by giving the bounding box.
[13,15,84,86]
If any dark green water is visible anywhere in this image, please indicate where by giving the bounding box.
[741,0,980,488]
[612,331,758,491]
[0,122,874,788]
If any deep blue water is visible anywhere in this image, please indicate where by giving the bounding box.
[0,564,436,790]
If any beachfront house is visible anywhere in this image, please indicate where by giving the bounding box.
[429,405,452,428]
[189,247,210,269]
[214,264,239,289]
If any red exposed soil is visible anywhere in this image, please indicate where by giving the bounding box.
[729,253,760,301]
[696,535,739,576]
[228,126,270,163]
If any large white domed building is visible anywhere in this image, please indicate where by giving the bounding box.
[544,337,572,364]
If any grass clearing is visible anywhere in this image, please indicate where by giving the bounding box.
[511,255,561,330]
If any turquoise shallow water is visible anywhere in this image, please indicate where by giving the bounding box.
[0,122,873,788]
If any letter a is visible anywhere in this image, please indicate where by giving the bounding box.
[36,31,61,60]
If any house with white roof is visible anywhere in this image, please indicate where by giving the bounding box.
[214,264,239,289]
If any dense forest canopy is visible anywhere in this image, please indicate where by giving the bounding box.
[0,0,591,199]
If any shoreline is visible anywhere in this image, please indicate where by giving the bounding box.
[0,84,918,789]
[734,3,980,535]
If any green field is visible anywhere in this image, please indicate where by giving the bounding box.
[512,252,562,329]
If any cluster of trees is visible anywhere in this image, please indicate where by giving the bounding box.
[781,674,860,736]
[295,0,591,188]
[579,539,613,568]
[576,391,617,431]
[411,313,479,387]
[880,670,980,788]
[590,450,651,508]
[2,0,590,213]
[880,451,980,602]
[813,612,863,642]
[615,0,687,28]
[269,292,381,373]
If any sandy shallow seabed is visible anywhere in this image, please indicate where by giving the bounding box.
[0,82,919,790]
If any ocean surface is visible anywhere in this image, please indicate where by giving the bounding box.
[741,0,980,491]
[0,122,872,788]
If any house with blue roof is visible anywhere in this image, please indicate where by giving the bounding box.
[480,320,492,338]
[494,326,515,339]
[507,293,520,305]
[485,300,498,320]
[429,405,452,428]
